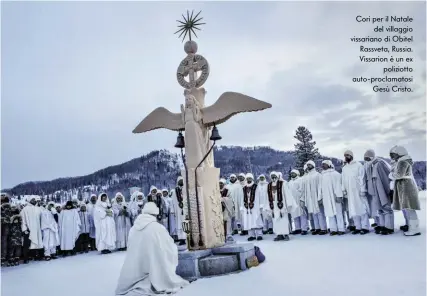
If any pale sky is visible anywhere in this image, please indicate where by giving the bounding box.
[2,1,426,188]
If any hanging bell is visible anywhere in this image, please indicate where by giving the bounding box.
[210,125,222,141]
[174,132,185,148]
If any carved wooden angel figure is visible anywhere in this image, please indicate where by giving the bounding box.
[132,88,272,169]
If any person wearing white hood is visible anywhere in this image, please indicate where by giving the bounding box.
[41,202,60,260]
[342,150,370,235]
[130,191,145,224]
[289,169,307,235]
[389,146,421,236]
[86,194,97,251]
[145,186,168,226]
[113,193,132,251]
[319,160,345,235]
[267,171,297,241]
[94,193,117,254]
[21,196,43,263]
[227,174,244,235]
[257,174,272,235]
[363,149,393,235]
[162,188,173,236]
[301,160,327,235]
[241,173,264,241]
[115,202,189,296]
[58,201,81,256]
[220,178,235,243]
[170,177,187,245]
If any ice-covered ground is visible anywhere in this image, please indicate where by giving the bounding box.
[2,193,426,296]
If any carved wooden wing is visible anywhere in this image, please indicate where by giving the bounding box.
[132,107,184,133]
[201,92,272,127]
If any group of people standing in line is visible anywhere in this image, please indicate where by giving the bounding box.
[219,146,422,243]
[0,185,188,267]
[0,145,422,267]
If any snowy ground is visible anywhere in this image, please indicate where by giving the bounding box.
[2,194,426,296]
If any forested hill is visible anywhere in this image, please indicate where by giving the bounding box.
[3,146,426,201]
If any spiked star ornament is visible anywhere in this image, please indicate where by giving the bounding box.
[174,10,206,42]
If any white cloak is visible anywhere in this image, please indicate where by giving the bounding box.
[58,209,81,251]
[319,169,344,217]
[257,180,269,218]
[226,182,244,222]
[41,208,60,251]
[170,187,186,240]
[94,202,117,251]
[20,203,43,249]
[113,202,132,249]
[267,180,296,235]
[301,169,322,214]
[342,160,369,217]
[115,214,189,296]
[288,177,304,217]
[240,184,263,230]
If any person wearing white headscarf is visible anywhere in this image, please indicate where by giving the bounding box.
[220,178,235,243]
[41,202,60,260]
[21,196,43,263]
[389,146,421,236]
[129,191,145,224]
[113,192,132,251]
[301,164,315,233]
[58,201,81,256]
[94,193,116,254]
[342,150,370,234]
[162,188,174,237]
[145,186,168,227]
[301,160,327,235]
[289,169,307,235]
[257,174,272,234]
[241,173,264,241]
[267,171,297,241]
[115,202,189,296]
[227,174,244,235]
[86,194,97,250]
[320,160,345,235]
[76,202,91,253]
[364,149,393,235]
[170,177,186,245]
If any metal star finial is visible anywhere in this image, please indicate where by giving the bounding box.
[174,10,206,42]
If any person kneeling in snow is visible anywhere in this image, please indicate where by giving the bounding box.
[115,202,189,296]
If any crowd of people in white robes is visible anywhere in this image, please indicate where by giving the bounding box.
[1,145,422,268]
[220,146,422,242]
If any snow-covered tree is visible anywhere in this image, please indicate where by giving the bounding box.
[293,126,320,172]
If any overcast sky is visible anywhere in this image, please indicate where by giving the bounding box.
[2,1,426,188]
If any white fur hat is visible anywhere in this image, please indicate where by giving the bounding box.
[142,202,159,215]
[291,169,300,176]
[344,150,353,157]
[322,160,333,167]
[246,173,254,180]
[306,160,315,167]
[219,178,226,184]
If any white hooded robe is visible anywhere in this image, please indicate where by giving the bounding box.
[342,160,369,218]
[115,213,189,296]
[112,193,132,249]
[94,193,117,251]
[41,207,60,254]
[319,168,344,217]
[20,202,43,249]
[170,177,186,240]
[58,207,81,251]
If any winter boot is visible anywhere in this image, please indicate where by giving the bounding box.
[360,229,369,235]
[375,226,383,234]
[262,230,268,235]
[301,230,308,235]
[232,229,238,235]
[371,223,377,227]
[404,220,421,236]
[268,228,274,234]
[400,225,409,232]
[274,235,285,241]
[348,226,356,232]
[318,230,327,235]
[352,229,361,235]
[256,236,263,241]
[45,256,51,261]
[283,235,290,241]
[330,231,338,236]
[380,228,394,235]
[312,229,321,235]
[338,231,345,235]
[291,229,302,235]
[247,236,256,241]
